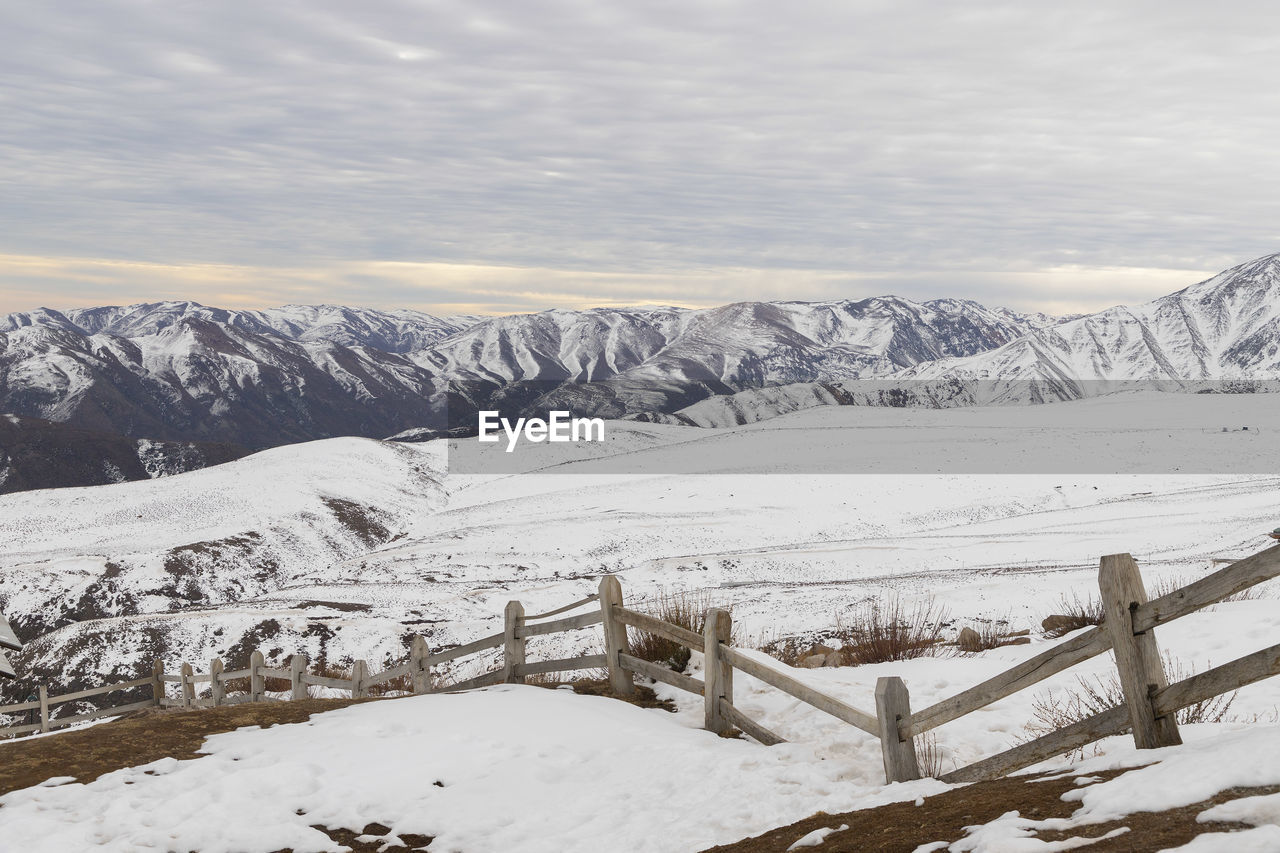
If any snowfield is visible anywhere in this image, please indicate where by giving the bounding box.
[2,391,1280,850]
[3,391,1280,687]
[0,686,939,853]
[2,640,1280,852]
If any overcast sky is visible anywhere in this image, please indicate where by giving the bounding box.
[2,1,1278,317]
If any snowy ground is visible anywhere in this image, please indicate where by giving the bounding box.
[2,631,1280,853]
[2,391,1280,849]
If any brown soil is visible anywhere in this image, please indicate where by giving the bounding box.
[557,677,678,712]
[0,699,374,796]
[703,771,1278,853]
[13,689,1266,852]
[0,699,435,851]
[0,684,664,852]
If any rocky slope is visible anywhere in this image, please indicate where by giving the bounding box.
[0,414,248,494]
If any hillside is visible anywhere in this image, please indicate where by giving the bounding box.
[0,414,248,494]
[3,392,1280,704]
[2,677,1278,851]
[0,437,446,700]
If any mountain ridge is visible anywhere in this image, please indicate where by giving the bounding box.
[3,254,1280,491]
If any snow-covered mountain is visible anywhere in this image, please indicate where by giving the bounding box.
[5,253,1280,482]
[60,302,482,353]
[417,297,1053,387]
[0,316,446,448]
[0,296,1057,467]
[905,253,1280,382]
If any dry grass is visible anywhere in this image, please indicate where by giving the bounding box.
[915,731,948,778]
[753,634,807,667]
[1024,653,1237,758]
[832,595,949,665]
[1041,591,1105,637]
[752,595,949,667]
[627,588,731,672]
[957,615,1026,653]
[1146,571,1267,603]
[522,667,609,687]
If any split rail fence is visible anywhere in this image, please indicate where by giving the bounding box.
[3,544,1279,788]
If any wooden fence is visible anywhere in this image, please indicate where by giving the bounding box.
[4,544,1279,790]
[0,591,609,736]
[610,545,1280,784]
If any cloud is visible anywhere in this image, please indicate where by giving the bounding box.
[0,252,1214,317]
[0,1,1276,315]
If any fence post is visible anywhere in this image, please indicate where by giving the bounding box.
[410,635,430,694]
[504,601,526,684]
[152,659,165,706]
[876,676,921,783]
[599,576,635,697]
[290,654,307,701]
[38,685,49,734]
[1099,553,1182,749]
[249,650,265,703]
[180,663,195,709]
[210,658,224,706]
[352,660,369,698]
[704,608,733,735]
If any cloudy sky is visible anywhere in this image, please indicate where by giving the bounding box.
[2,1,1278,317]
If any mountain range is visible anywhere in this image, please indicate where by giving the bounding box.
[3,253,1280,490]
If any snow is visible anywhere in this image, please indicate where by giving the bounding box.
[0,686,941,853]
[3,341,1280,850]
[787,824,848,849]
[934,725,1280,851]
[4,679,1280,851]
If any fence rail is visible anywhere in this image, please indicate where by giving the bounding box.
[5,543,1278,791]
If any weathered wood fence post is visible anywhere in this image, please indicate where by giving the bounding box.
[210,658,224,706]
[290,654,307,701]
[704,608,733,735]
[152,659,165,706]
[180,663,195,709]
[1099,553,1182,749]
[504,601,526,684]
[599,576,635,697]
[249,650,265,703]
[37,685,49,734]
[351,660,369,698]
[876,676,921,783]
[410,635,430,694]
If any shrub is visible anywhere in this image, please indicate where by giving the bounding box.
[832,595,948,665]
[627,588,730,672]
[753,634,807,667]
[915,731,948,778]
[956,615,1026,653]
[1024,653,1237,756]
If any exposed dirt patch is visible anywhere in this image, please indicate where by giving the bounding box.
[534,676,678,712]
[274,822,434,852]
[0,699,372,796]
[296,599,373,613]
[322,497,391,545]
[702,770,1272,853]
